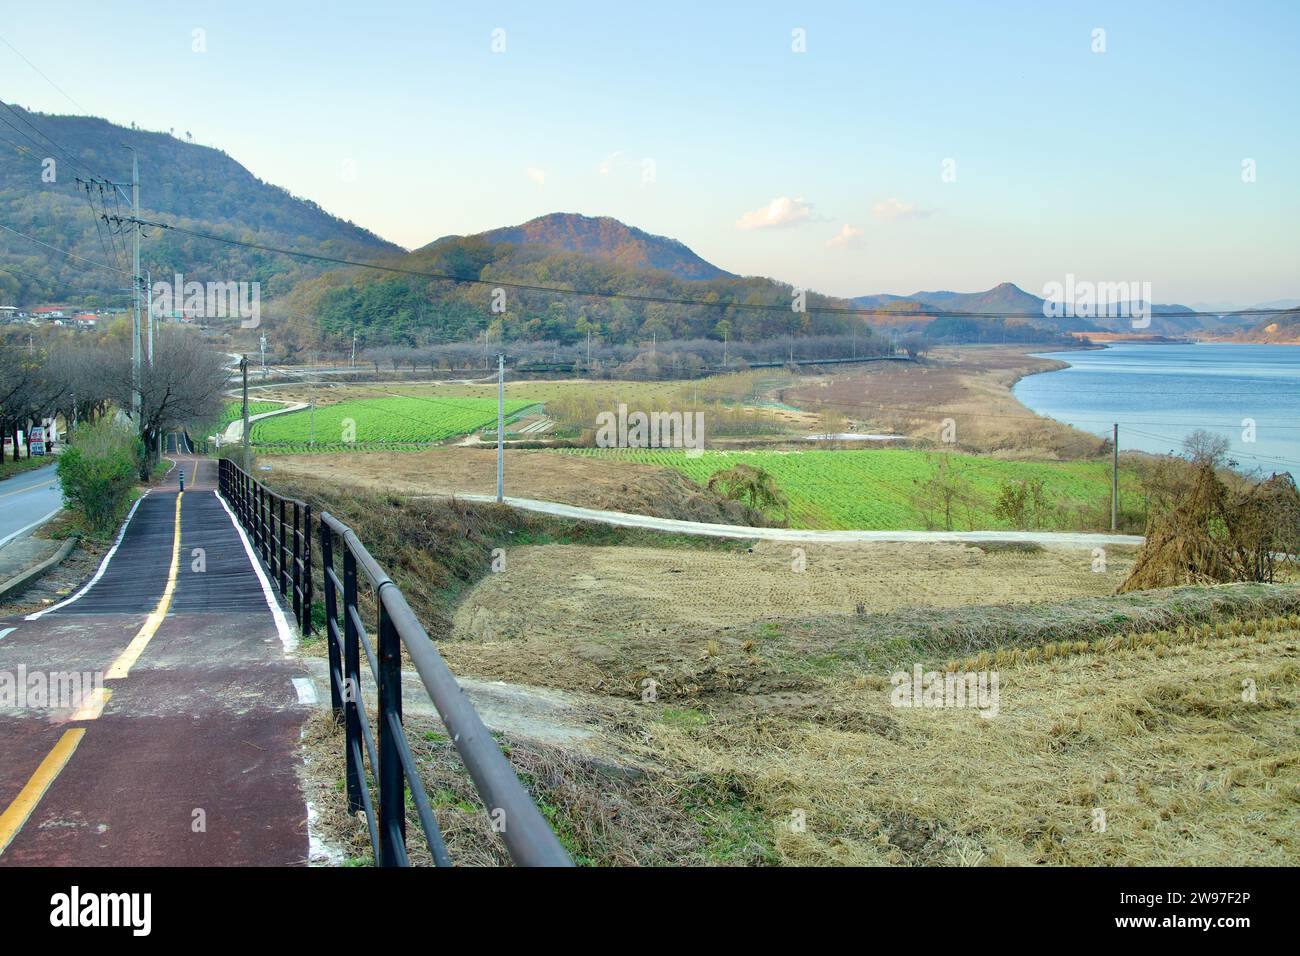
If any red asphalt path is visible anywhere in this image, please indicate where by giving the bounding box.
[0,457,311,866]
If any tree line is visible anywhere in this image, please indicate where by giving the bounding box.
[0,319,229,479]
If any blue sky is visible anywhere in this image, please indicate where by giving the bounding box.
[3,0,1297,305]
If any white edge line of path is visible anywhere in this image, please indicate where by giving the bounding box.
[24,491,150,620]
[213,489,298,654]
[0,506,63,550]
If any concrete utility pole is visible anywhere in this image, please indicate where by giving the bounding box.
[260,332,268,380]
[309,363,316,446]
[125,145,141,420]
[496,353,505,503]
[1111,423,1119,532]
[241,355,251,473]
[350,333,357,369]
[146,268,154,366]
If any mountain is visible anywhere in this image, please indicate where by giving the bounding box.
[280,219,847,349]
[850,282,1255,337]
[0,105,401,307]
[421,213,733,281]
[853,282,1100,333]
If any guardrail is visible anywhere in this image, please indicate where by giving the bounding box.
[218,458,572,867]
[217,458,313,636]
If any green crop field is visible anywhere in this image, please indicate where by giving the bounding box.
[570,448,1142,531]
[250,396,533,449]
[217,400,282,432]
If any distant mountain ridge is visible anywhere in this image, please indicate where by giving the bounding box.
[851,282,1267,337]
[422,213,734,281]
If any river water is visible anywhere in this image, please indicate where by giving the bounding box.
[1013,343,1300,478]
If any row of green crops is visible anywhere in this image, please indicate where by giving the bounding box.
[216,401,283,433]
[250,396,533,446]
[568,448,1144,531]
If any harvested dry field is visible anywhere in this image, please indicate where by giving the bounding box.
[442,541,1136,695]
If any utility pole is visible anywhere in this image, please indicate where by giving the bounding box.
[586,328,591,367]
[124,145,141,421]
[1111,423,1119,532]
[145,268,154,366]
[350,333,357,369]
[496,353,505,503]
[260,332,268,380]
[241,356,251,473]
[309,364,316,446]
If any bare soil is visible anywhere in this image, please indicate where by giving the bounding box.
[266,447,768,525]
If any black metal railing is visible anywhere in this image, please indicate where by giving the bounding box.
[218,458,313,636]
[218,458,571,867]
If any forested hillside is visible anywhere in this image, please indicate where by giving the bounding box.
[280,231,874,350]
[0,104,401,306]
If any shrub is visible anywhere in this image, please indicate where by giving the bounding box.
[57,418,141,537]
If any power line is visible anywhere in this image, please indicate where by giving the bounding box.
[0,221,130,276]
[0,100,96,181]
[0,34,88,114]
[107,214,1300,323]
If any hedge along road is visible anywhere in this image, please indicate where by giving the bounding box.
[0,456,313,865]
[0,463,62,548]
[434,493,1146,547]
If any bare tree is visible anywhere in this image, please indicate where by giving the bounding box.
[1182,429,1231,468]
[98,328,231,478]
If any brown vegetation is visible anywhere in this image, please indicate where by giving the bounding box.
[1121,463,1300,592]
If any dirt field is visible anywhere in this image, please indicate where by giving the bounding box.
[441,540,1137,696]
[452,540,1132,644]
[264,446,769,524]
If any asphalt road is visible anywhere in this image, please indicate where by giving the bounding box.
[0,463,62,548]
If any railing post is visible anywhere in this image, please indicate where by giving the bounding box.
[303,504,313,637]
[269,490,279,585]
[320,522,342,715]
[259,485,269,564]
[342,548,363,814]
[376,588,406,866]
[278,497,289,598]
[292,502,302,630]
[253,483,262,558]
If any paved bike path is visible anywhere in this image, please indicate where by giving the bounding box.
[0,457,310,866]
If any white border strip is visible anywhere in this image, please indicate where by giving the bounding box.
[213,489,297,653]
[0,506,62,550]
[25,492,150,620]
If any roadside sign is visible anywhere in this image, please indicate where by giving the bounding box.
[30,441,46,456]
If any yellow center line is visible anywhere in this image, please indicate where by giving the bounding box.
[0,480,53,500]
[106,491,184,680]
[69,687,113,721]
[0,728,85,857]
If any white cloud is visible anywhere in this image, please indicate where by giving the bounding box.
[736,196,814,230]
[871,198,931,221]
[825,224,864,249]
[597,151,624,176]
[525,166,546,185]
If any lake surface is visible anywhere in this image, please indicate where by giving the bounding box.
[1013,343,1300,477]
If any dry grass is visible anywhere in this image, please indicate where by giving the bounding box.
[646,625,1300,866]
[784,346,1105,458]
